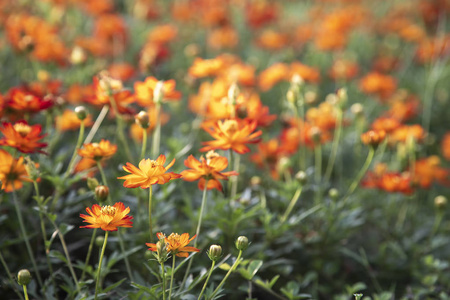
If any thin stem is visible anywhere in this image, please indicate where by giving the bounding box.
[209,250,243,300]
[109,96,132,161]
[149,185,154,242]
[314,143,322,204]
[161,262,167,300]
[0,250,24,300]
[80,228,97,281]
[345,147,375,199]
[22,285,29,300]
[151,103,161,158]
[230,153,240,200]
[198,260,216,300]
[64,120,85,178]
[140,129,148,160]
[168,255,176,300]
[12,190,44,289]
[96,161,112,204]
[281,186,303,223]
[118,229,134,281]
[324,108,343,182]
[95,231,109,300]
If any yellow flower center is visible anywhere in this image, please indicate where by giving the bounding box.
[101,206,117,216]
[149,160,159,168]
[13,123,32,137]
[24,95,34,103]
[222,120,238,136]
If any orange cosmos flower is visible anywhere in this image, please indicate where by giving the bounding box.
[118,155,181,188]
[389,124,426,145]
[200,119,262,154]
[359,72,397,100]
[371,117,401,134]
[328,59,359,81]
[258,63,289,91]
[146,232,200,258]
[7,88,53,113]
[442,132,450,160]
[411,156,450,189]
[78,139,117,161]
[55,109,93,131]
[256,29,288,51]
[0,150,33,192]
[290,62,321,84]
[189,57,225,78]
[0,121,47,154]
[134,76,181,106]
[361,130,386,147]
[80,202,133,232]
[181,151,238,191]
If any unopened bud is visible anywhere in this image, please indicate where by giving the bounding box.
[329,188,339,201]
[75,106,88,121]
[135,111,150,129]
[235,236,249,251]
[286,89,296,104]
[95,236,105,247]
[17,269,31,286]
[250,176,261,187]
[304,91,317,105]
[24,157,40,181]
[351,103,364,117]
[70,46,87,65]
[361,130,386,148]
[87,177,99,191]
[153,81,164,104]
[228,83,239,105]
[309,127,322,144]
[295,171,307,185]
[434,195,447,209]
[291,74,304,87]
[207,244,223,261]
[95,185,109,203]
[337,88,347,106]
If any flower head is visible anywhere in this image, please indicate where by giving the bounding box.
[146,232,200,258]
[0,150,33,192]
[0,120,47,154]
[118,155,181,188]
[200,119,262,154]
[80,202,133,231]
[78,139,117,161]
[134,76,181,106]
[181,151,238,191]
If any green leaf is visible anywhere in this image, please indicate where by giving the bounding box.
[49,250,68,264]
[103,278,127,293]
[219,263,231,271]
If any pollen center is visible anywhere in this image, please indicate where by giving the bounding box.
[101,205,117,216]
[223,120,238,136]
[13,123,32,137]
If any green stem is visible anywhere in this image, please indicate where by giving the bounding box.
[0,250,24,300]
[324,108,343,183]
[209,250,243,300]
[118,229,134,281]
[22,285,29,300]
[149,185,154,242]
[96,161,112,204]
[12,190,44,290]
[140,128,148,160]
[168,255,176,300]
[95,231,109,300]
[198,260,216,300]
[281,186,303,223]
[80,228,97,281]
[109,96,132,161]
[64,120,85,178]
[151,103,161,158]
[345,147,375,199]
[314,143,322,204]
[230,153,240,200]
[161,262,167,300]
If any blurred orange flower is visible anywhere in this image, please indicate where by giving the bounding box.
[258,63,289,91]
[7,88,53,113]
[189,57,225,78]
[118,155,181,188]
[256,29,288,51]
[208,26,239,50]
[328,59,359,81]
[78,139,117,161]
[361,130,386,147]
[0,150,33,192]
[146,232,200,258]
[359,72,397,100]
[181,151,238,191]
[80,202,133,231]
[442,132,450,160]
[200,119,262,154]
[290,62,321,83]
[412,156,450,189]
[389,124,426,144]
[56,109,93,131]
[0,121,47,154]
[371,117,401,134]
[134,77,181,106]
[250,139,284,179]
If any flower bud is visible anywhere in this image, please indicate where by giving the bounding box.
[351,103,364,117]
[95,185,109,203]
[250,176,261,187]
[87,177,99,191]
[17,269,31,286]
[37,70,50,83]
[24,157,40,181]
[304,91,317,105]
[295,171,307,185]
[228,83,239,105]
[153,81,165,104]
[207,244,223,262]
[329,188,339,201]
[286,89,296,104]
[361,130,386,148]
[95,236,105,247]
[70,46,87,65]
[336,88,347,107]
[434,195,447,210]
[75,106,88,121]
[235,236,249,251]
[309,127,322,144]
[135,111,150,129]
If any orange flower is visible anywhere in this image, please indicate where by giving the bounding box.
[78,139,117,161]
[258,63,289,91]
[207,26,239,50]
[256,29,288,51]
[0,121,47,154]
[361,130,386,147]
[118,155,181,188]
[146,232,200,258]
[412,156,450,189]
[250,139,284,179]
[362,164,414,195]
[359,72,397,100]
[442,132,450,160]
[55,109,93,131]
[290,62,321,84]
[80,202,133,232]
[148,24,178,45]
[7,88,53,113]
[200,119,262,154]
[389,124,426,144]
[181,151,238,191]
[134,76,181,106]
[0,150,33,192]
[328,59,359,81]
[107,63,136,81]
[371,117,401,134]
[189,57,225,78]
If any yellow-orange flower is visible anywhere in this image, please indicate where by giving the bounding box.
[0,150,33,192]
[134,76,181,106]
[55,109,93,131]
[78,139,117,161]
[146,232,200,258]
[0,121,47,154]
[181,151,238,191]
[200,119,262,154]
[361,130,386,147]
[118,155,181,188]
[80,202,133,231]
